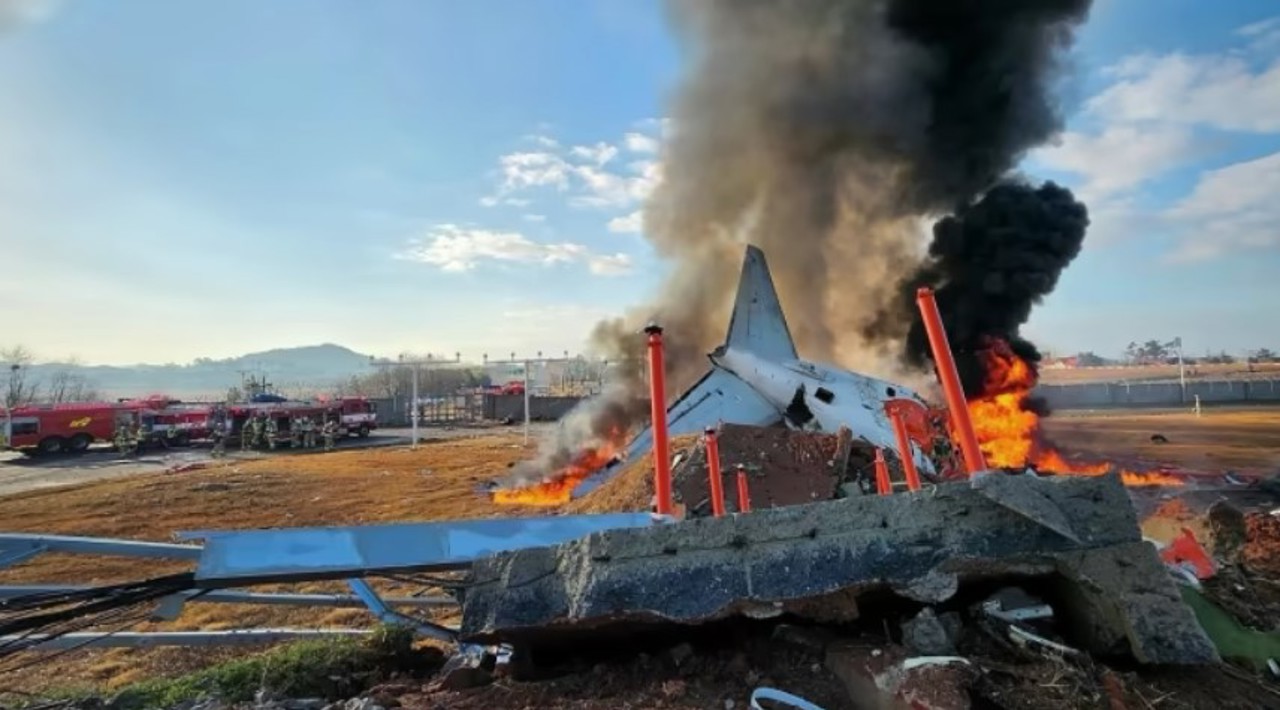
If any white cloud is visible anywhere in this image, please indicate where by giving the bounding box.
[1033,22,1280,217]
[587,253,633,276]
[396,224,631,276]
[1238,16,1280,53]
[1034,124,1200,200]
[623,132,659,153]
[1088,52,1280,133]
[487,123,667,218]
[569,141,619,166]
[569,160,660,209]
[1164,151,1280,262]
[499,151,572,191]
[522,213,546,222]
[479,195,532,208]
[607,210,642,234]
[523,134,560,149]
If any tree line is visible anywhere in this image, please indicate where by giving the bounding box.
[2,346,102,408]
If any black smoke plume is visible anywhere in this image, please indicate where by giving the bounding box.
[503,0,1094,488]
[871,180,1089,397]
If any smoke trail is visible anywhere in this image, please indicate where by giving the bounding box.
[503,0,1093,487]
[869,180,1090,397]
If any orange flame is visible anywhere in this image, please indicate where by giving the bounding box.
[492,432,625,506]
[966,340,1182,487]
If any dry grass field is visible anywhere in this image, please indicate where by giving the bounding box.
[1,407,1279,695]
[1038,361,1280,385]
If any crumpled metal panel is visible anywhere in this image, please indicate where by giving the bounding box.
[573,367,781,499]
[183,513,657,584]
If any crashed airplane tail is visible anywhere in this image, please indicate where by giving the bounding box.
[720,245,798,362]
[572,245,934,499]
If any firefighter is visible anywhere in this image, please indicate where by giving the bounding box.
[244,415,261,451]
[265,415,278,450]
[132,420,147,455]
[303,416,317,449]
[289,416,301,448]
[322,418,336,451]
[114,423,130,457]
[253,412,267,449]
[210,420,227,459]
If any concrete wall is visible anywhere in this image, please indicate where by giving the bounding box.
[1036,378,1280,410]
[483,394,582,421]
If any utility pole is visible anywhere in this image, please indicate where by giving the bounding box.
[3,363,18,450]
[482,352,579,446]
[1171,336,1186,403]
[369,354,438,450]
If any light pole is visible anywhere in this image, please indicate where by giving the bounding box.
[1170,336,1185,402]
[3,363,17,449]
[371,355,435,450]
[484,353,579,446]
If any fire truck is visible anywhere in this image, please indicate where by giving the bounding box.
[1,396,375,455]
[219,396,377,446]
[1,401,150,455]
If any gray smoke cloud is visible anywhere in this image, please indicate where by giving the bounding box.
[504,0,1093,487]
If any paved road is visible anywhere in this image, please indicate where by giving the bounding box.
[0,424,552,498]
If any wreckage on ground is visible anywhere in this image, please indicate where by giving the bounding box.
[0,245,1270,707]
[575,244,941,499]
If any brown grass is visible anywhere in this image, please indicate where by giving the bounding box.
[1038,362,1280,385]
[1042,408,1280,473]
[3,408,1280,695]
[0,433,548,695]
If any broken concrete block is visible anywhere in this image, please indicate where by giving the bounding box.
[901,608,958,655]
[461,473,1217,665]
[1053,541,1219,664]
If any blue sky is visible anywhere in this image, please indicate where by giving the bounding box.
[1,0,1277,366]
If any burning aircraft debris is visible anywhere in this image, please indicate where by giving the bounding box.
[504,0,1101,491]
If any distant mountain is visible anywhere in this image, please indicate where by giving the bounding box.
[24,343,375,400]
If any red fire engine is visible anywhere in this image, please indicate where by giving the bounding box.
[1,396,375,455]
[1,401,148,455]
[221,396,377,445]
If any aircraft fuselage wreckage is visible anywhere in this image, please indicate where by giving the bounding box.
[573,245,936,498]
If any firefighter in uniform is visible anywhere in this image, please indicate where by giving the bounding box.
[264,415,278,450]
[210,420,227,458]
[241,416,257,451]
[322,418,337,451]
[303,416,317,449]
[289,416,301,448]
[114,423,130,457]
[132,420,147,455]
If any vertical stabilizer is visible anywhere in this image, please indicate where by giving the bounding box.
[723,246,798,361]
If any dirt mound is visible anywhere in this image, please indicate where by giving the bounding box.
[564,425,876,516]
[407,636,850,710]
[1242,512,1280,576]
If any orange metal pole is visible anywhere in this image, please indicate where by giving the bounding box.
[914,287,987,474]
[704,427,726,517]
[735,464,751,513]
[874,448,892,496]
[888,410,922,491]
[645,323,673,516]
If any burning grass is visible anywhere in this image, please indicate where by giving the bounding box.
[967,339,1186,486]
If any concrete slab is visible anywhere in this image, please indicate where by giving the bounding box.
[460,473,1217,665]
